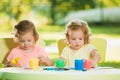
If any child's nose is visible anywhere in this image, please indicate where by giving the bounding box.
[24,41,28,45]
[76,40,79,43]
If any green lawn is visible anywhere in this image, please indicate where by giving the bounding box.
[37,24,120,46]
[98,62,120,69]
[0,24,120,68]
[44,24,120,68]
[48,53,120,68]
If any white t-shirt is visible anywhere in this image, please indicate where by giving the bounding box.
[60,44,96,67]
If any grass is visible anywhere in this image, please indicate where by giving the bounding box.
[98,62,120,69]
[48,53,120,68]
[90,24,120,37]
[38,24,120,45]
[0,24,120,68]
[43,24,120,68]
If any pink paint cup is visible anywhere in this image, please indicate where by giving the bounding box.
[84,59,92,70]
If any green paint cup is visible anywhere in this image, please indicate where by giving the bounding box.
[56,59,65,68]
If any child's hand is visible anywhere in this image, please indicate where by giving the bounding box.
[38,56,52,66]
[38,56,46,64]
[6,61,17,67]
[9,57,21,67]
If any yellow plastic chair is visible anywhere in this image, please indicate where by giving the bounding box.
[0,37,45,63]
[0,38,18,63]
[57,37,107,62]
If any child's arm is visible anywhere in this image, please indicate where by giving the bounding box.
[90,49,101,67]
[59,56,67,66]
[5,57,21,67]
[38,56,53,66]
[60,56,66,62]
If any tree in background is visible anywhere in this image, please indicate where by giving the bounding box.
[0,0,50,32]
[50,0,96,24]
[0,0,120,26]
[50,0,120,25]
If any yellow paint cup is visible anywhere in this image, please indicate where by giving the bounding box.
[29,58,39,70]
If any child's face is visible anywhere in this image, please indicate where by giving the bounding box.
[18,31,35,50]
[68,30,84,50]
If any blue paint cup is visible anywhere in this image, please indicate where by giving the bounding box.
[75,59,84,70]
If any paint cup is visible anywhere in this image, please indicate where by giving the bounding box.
[56,59,65,68]
[29,58,39,70]
[75,59,84,70]
[84,59,92,70]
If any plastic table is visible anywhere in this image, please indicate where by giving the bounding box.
[0,67,120,80]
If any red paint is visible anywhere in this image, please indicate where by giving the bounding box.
[84,59,92,70]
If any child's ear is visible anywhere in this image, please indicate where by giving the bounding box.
[66,36,70,44]
[13,36,19,43]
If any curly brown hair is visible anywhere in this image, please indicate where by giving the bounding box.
[14,20,39,42]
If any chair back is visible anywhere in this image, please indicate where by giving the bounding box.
[57,37,107,62]
[0,38,17,63]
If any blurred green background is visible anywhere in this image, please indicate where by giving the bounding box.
[0,0,120,68]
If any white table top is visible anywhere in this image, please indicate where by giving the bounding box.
[0,66,120,80]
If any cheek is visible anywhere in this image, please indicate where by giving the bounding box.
[29,41,35,46]
[19,43,24,46]
[19,44,24,49]
[70,41,75,45]
[80,40,84,45]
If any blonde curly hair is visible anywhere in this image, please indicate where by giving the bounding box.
[65,19,91,44]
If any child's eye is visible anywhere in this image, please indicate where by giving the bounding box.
[20,41,24,42]
[79,38,82,40]
[72,39,76,40]
[28,40,32,42]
